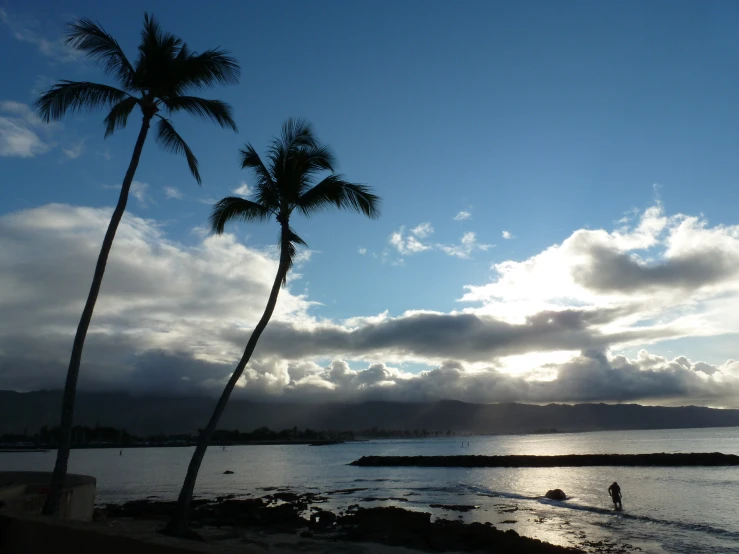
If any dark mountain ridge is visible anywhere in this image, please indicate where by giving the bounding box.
[2,390,739,436]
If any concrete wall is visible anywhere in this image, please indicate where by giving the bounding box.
[0,472,96,521]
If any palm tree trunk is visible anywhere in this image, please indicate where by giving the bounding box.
[42,114,153,516]
[165,231,291,537]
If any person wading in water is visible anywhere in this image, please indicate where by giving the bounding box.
[608,481,622,510]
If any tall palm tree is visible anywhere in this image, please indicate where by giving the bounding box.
[165,119,380,536]
[36,13,240,516]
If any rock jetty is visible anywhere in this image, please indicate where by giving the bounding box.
[349,452,739,467]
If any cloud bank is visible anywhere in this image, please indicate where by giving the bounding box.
[1,203,739,406]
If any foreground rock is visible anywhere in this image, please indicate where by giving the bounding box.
[103,499,581,552]
[350,452,739,467]
[338,507,579,552]
[545,489,567,500]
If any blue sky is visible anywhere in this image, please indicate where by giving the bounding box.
[3,1,739,405]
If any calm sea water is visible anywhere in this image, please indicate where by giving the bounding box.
[2,427,739,553]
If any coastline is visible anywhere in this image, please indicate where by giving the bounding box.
[98,494,584,554]
[91,487,645,554]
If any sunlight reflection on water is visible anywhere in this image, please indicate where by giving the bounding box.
[3,427,739,553]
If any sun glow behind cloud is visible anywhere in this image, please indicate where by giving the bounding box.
[2,203,739,406]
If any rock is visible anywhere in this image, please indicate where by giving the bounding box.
[309,509,337,531]
[430,503,479,512]
[209,498,306,529]
[273,492,300,503]
[104,501,578,553]
[545,489,567,501]
[339,506,431,532]
[336,508,571,553]
[349,452,739,467]
[223,470,234,474]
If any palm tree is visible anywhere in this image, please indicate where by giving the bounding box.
[165,119,380,536]
[36,13,240,516]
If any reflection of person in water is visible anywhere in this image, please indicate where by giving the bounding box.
[608,481,622,509]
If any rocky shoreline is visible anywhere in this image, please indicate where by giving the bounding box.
[349,452,739,467]
[100,493,584,553]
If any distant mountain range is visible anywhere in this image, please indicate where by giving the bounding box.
[3,390,739,436]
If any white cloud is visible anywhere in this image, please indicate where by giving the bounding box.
[358,247,367,255]
[0,101,46,126]
[0,9,79,62]
[502,230,513,240]
[0,100,63,158]
[438,232,493,259]
[104,181,153,207]
[131,181,151,207]
[389,226,432,256]
[411,222,434,238]
[62,139,85,160]
[0,204,315,391]
[3,202,739,408]
[233,182,251,197]
[0,117,48,157]
[453,211,472,221]
[164,186,184,200]
[389,225,492,260]
[462,204,739,355]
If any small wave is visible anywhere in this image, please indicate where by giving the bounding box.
[465,484,539,501]
[404,484,471,494]
[466,484,739,540]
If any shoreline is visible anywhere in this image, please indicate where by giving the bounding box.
[99,494,584,553]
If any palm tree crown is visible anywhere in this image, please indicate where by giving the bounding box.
[35,13,239,183]
[211,118,380,275]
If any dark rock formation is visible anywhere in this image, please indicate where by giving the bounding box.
[430,504,479,512]
[104,499,581,553]
[350,452,739,467]
[545,489,567,500]
[337,507,580,552]
[309,509,337,530]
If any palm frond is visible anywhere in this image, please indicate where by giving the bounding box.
[162,96,236,130]
[175,48,240,91]
[281,118,317,150]
[103,96,139,137]
[281,227,308,284]
[210,197,272,234]
[134,13,183,92]
[66,18,135,88]
[263,118,318,189]
[35,81,130,122]
[240,144,280,209]
[296,175,380,219]
[299,144,335,173]
[139,12,182,56]
[156,117,200,184]
[293,144,336,196]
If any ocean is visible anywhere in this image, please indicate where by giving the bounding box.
[2,426,739,553]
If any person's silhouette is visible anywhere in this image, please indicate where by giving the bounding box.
[608,481,622,510]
